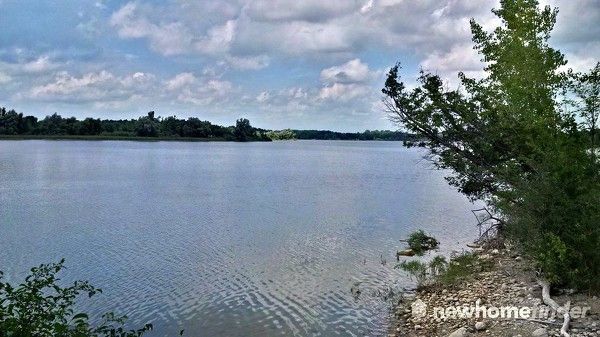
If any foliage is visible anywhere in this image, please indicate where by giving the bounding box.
[292,129,414,141]
[570,62,600,157]
[0,107,414,142]
[266,129,296,140]
[396,253,493,288]
[0,259,155,337]
[383,0,600,290]
[406,230,439,255]
[0,109,268,142]
[395,260,428,287]
[428,255,448,276]
[233,118,253,142]
[437,253,493,286]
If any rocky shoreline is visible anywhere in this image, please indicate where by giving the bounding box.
[389,247,600,337]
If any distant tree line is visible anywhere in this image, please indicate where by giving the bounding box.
[0,108,413,142]
[292,129,415,141]
[0,109,269,141]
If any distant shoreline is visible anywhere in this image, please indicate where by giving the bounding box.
[0,135,406,142]
[0,134,229,142]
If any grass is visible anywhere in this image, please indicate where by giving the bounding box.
[396,252,494,288]
[437,252,493,286]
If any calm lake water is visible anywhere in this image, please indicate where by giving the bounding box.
[0,140,475,336]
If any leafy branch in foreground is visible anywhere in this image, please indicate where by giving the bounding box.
[0,259,154,337]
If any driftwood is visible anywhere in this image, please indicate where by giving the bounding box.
[538,279,571,337]
[472,208,505,249]
[396,249,415,259]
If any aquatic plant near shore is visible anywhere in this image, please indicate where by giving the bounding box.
[395,252,494,289]
[396,230,440,258]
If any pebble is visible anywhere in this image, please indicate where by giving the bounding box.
[448,327,468,337]
[531,328,548,337]
[475,321,486,331]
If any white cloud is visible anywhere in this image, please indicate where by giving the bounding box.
[110,2,193,56]
[0,72,11,84]
[164,72,233,106]
[108,0,499,59]
[319,82,368,101]
[320,58,373,84]
[194,20,236,55]
[224,55,270,70]
[420,43,486,86]
[245,1,361,23]
[21,56,60,73]
[25,71,156,103]
[318,58,380,101]
[166,72,196,91]
[360,0,374,14]
[256,91,270,102]
[561,53,599,73]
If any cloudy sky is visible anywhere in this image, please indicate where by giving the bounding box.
[0,0,598,131]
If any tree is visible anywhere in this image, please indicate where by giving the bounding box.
[233,118,253,142]
[382,0,600,290]
[79,118,103,136]
[181,118,213,138]
[571,62,600,159]
[135,112,159,137]
[160,116,183,137]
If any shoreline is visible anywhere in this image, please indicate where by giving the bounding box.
[0,135,407,142]
[0,135,240,142]
[389,247,599,337]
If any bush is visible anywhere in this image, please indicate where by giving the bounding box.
[406,230,439,256]
[0,259,155,337]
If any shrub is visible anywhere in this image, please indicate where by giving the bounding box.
[0,259,155,337]
[406,230,439,256]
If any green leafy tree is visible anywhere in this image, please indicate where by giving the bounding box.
[382,0,600,290]
[135,112,159,137]
[79,118,103,136]
[160,116,184,137]
[233,118,253,142]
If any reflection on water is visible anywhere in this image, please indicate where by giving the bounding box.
[0,140,475,336]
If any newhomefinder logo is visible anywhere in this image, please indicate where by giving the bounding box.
[412,299,590,321]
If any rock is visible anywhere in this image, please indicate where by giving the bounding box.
[531,328,548,337]
[448,327,469,337]
[397,249,415,257]
[475,321,486,331]
[467,243,481,248]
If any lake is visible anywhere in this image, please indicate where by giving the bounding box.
[0,140,476,336]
